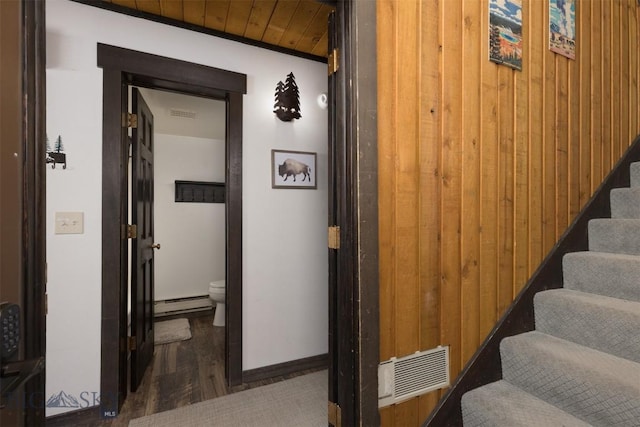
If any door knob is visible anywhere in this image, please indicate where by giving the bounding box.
[150,243,161,250]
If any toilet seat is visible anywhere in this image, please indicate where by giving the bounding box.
[209,280,225,289]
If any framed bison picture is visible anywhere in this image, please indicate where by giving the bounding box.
[271,149,317,189]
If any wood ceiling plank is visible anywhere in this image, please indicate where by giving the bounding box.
[159,0,183,20]
[183,0,206,26]
[261,0,299,46]
[224,0,253,36]
[294,4,332,54]
[310,29,328,57]
[278,0,320,49]
[244,0,277,41]
[136,0,161,15]
[204,0,230,31]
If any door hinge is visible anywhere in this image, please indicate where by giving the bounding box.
[127,113,138,129]
[45,294,48,316]
[328,401,341,427]
[328,48,339,76]
[328,225,340,249]
[127,224,137,239]
[128,336,137,351]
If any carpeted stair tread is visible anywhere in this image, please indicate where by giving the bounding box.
[534,289,640,363]
[500,331,640,426]
[588,218,640,255]
[611,187,640,219]
[630,161,640,187]
[461,380,591,427]
[563,251,640,302]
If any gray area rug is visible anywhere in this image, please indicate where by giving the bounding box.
[128,370,327,427]
[154,318,191,345]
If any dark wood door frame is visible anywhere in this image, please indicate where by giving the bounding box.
[0,0,46,425]
[330,1,379,425]
[97,44,246,418]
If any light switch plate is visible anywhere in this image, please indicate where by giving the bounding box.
[55,212,84,234]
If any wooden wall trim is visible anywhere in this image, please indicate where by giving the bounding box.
[97,44,247,95]
[242,354,328,383]
[22,0,47,424]
[225,91,243,387]
[346,0,380,424]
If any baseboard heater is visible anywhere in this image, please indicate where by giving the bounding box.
[154,295,212,317]
[378,346,450,408]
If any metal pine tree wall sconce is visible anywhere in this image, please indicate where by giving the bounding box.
[273,72,301,122]
[46,135,67,169]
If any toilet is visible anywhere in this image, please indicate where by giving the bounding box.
[208,280,226,327]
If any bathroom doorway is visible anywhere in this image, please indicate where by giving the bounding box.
[125,86,227,392]
[98,44,245,415]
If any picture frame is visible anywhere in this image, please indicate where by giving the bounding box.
[271,149,317,189]
[549,0,576,60]
[488,0,523,71]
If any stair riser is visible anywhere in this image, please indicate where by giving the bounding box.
[534,290,640,363]
[500,332,640,426]
[563,252,640,302]
[588,219,640,256]
[630,162,640,187]
[610,188,640,219]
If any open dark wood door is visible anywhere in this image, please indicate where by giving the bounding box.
[130,88,156,392]
[327,8,357,427]
[328,2,379,425]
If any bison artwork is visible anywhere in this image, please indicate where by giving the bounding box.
[278,158,311,182]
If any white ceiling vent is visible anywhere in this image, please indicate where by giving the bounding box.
[378,346,450,408]
[168,108,197,119]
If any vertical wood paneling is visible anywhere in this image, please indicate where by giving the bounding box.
[497,66,515,315]
[417,0,443,418]
[579,0,592,208]
[612,1,621,164]
[377,0,396,365]
[528,0,544,278]
[440,0,463,377]
[460,0,482,365]
[479,0,499,340]
[632,1,639,137]
[621,1,631,146]
[591,1,603,189]
[393,2,422,422]
[602,1,612,173]
[378,1,640,425]
[394,0,421,359]
[568,58,581,219]
[556,58,569,235]
[514,1,530,292]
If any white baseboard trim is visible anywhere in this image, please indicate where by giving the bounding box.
[154,295,213,317]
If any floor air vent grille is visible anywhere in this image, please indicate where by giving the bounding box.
[378,346,450,407]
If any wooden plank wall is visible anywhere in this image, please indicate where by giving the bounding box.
[377,0,640,425]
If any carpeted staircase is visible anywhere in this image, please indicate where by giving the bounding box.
[461,162,640,426]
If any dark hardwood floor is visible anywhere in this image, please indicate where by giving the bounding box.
[47,312,322,427]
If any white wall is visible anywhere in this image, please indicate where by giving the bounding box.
[46,0,328,415]
[154,134,226,301]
